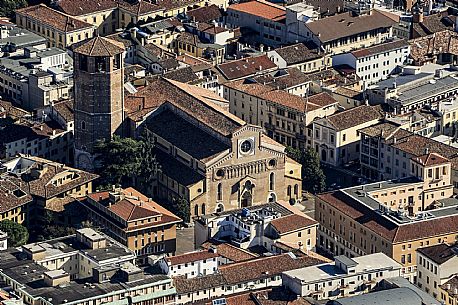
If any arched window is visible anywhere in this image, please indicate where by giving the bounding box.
[294,184,299,198]
[217,183,222,201]
[269,172,275,191]
[194,205,199,217]
[216,203,224,213]
[201,203,206,215]
[287,185,292,197]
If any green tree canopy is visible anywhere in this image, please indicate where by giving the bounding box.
[286,147,326,194]
[93,135,144,186]
[0,0,27,18]
[170,197,190,223]
[0,220,29,246]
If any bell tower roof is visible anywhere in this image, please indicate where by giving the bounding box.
[74,36,124,57]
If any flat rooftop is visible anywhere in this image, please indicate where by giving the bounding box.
[0,250,171,305]
[283,253,400,283]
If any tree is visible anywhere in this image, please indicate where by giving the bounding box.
[93,136,143,186]
[137,128,161,195]
[170,197,189,223]
[285,146,326,194]
[0,220,29,246]
[302,148,326,194]
[0,0,27,18]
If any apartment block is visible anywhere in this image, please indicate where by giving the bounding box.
[0,46,73,109]
[332,39,409,85]
[416,243,458,299]
[224,79,339,150]
[80,187,181,263]
[315,167,458,281]
[358,121,458,189]
[2,155,98,225]
[312,105,383,166]
[225,0,287,47]
[15,4,96,49]
[0,229,176,305]
[304,10,396,54]
[1,100,74,164]
[282,253,402,300]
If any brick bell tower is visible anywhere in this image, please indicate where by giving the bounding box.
[73,36,125,171]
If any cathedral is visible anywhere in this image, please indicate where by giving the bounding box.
[73,36,302,217]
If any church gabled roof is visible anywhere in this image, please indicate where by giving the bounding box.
[74,36,125,57]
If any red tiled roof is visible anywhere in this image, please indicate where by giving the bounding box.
[228,0,285,21]
[412,152,449,167]
[270,214,318,235]
[56,0,117,16]
[217,55,277,80]
[201,242,258,262]
[318,191,458,243]
[167,250,219,265]
[16,4,94,32]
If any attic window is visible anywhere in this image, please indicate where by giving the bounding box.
[13,189,26,198]
[347,22,354,26]
[338,19,346,22]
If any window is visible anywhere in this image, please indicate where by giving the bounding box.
[269,172,275,191]
[217,183,222,201]
[201,204,206,215]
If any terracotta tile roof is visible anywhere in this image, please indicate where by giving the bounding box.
[163,66,199,83]
[412,9,456,38]
[441,276,458,297]
[318,191,458,243]
[187,4,222,23]
[225,80,337,113]
[307,92,339,109]
[0,100,30,120]
[219,253,323,284]
[21,156,99,199]
[155,0,201,11]
[417,243,457,265]
[118,0,163,15]
[228,0,286,22]
[217,55,277,81]
[409,30,458,65]
[0,177,33,214]
[174,253,324,293]
[125,78,245,136]
[52,100,74,123]
[306,10,396,43]
[351,39,408,58]
[323,105,383,131]
[174,274,226,293]
[318,191,398,241]
[46,196,79,213]
[392,134,458,160]
[270,214,318,235]
[16,4,94,33]
[56,0,117,16]
[412,152,449,167]
[167,250,219,265]
[74,36,125,56]
[109,198,161,221]
[83,187,181,229]
[201,242,258,262]
[273,43,322,65]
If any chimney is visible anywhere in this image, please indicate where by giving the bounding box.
[425,147,429,154]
